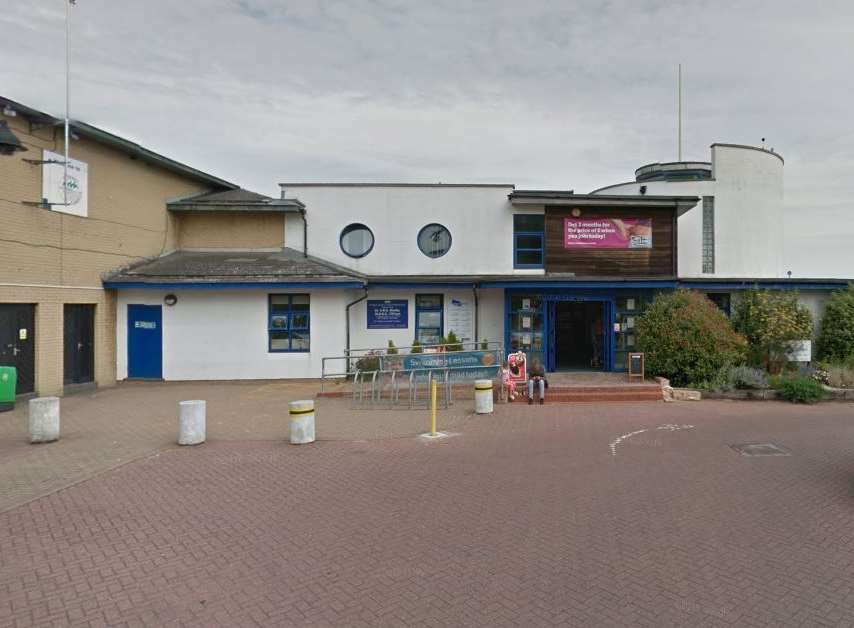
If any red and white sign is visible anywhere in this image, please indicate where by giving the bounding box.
[564,218,652,249]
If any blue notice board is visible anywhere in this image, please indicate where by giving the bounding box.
[367,299,408,329]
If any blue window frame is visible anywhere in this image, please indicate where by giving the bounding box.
[415,294,443,346]
[268,294,310,352]
[513,214,544,268]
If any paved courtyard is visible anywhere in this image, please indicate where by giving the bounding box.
[2,392,854,626]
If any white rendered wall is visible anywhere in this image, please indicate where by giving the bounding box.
[116,289,352,380]
[593,145,784,279]
[348,288,506,351]
[282,186,530,276]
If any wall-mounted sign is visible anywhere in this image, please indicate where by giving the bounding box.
[42,149,88,217]
[367,299,408,329]
[134,321,157,330]
[564,218,652,249]
[446,297,474,342]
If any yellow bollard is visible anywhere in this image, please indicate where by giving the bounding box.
[430,379,437,435]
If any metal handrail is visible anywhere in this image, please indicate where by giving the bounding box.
[322,344,505,392]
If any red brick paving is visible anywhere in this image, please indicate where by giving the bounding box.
[3,400,854,627]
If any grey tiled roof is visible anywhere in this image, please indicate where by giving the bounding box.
[168,188,305,212]
[103,248,363,285]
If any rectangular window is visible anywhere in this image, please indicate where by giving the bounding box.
[415,294,443,346]
[702,196,715,274]
[269,294,310,352]
[513,214,545,268]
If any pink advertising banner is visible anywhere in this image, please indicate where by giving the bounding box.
[563,218,653,249]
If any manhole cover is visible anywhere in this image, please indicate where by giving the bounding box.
[730,442,791,457]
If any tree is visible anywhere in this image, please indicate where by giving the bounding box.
[731,290,813,372]
[816,285,854,362]
[636,290,747,387]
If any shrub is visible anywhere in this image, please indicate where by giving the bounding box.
[817,285,854,362]
[387,340,399,355]
[823,362,854,388]
[480,338,489,351]
[354,351,380,372]
[410,340,423,354]
[730,365,769,389]
[731,290,813,373]
[636,290,747,387]
[773,376,826,404]
[704,364,769,392]
[443,331,463,352]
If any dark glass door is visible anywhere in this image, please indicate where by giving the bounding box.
[64,304,95,385]
[0,304,36,394]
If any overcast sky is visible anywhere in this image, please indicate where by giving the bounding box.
[2,1,853,275]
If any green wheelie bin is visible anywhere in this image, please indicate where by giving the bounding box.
[0,367,16,412]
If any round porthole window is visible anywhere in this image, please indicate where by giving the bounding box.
[417,223,452,258]
[339,223,374,258]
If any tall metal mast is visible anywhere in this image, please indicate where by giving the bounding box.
[677,64,682,162]
[64,0,71,205]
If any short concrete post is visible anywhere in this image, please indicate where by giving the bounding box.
[178,400,206,446]
[475,379,494,414]
[29,397,60,443]
[289,399,315,444]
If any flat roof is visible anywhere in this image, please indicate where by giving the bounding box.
[279,182,516,188]
[510,190,700,216]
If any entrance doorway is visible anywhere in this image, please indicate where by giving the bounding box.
[554,301,604,370]
[0,304,36,394]
[64,304,95,386]
[127,304,162,379]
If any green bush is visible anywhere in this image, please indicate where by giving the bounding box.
[354,352,380,372]
[772,375,826,404]
[636,290,747,387]
[817,285,854,362]
[387,340,399,355]
[731,290,813,373]
[443,331,463,352]
[410,340,423,354]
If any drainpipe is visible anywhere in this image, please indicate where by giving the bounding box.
[472,283,479,348]
[345,287,368,370]
[299,208,308,258]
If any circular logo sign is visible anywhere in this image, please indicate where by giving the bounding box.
[57,174,83,205]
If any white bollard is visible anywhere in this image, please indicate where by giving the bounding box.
[475,379,494,414]
[289,399,316,444]
[178,400,206,446]
[29,397,60,443]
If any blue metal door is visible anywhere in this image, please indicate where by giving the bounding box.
[127,305,162,379]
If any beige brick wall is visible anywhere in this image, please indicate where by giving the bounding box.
[0,286,116,396]
[0,110,213,395]
[177,212,285,249]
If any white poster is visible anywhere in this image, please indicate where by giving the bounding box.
[786,340,812,362]
[42,149,88,217]
[446,297,474,343]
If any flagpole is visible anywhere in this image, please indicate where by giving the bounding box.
[64,0,71,205]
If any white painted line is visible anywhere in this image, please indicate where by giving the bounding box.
[609,423,694,456]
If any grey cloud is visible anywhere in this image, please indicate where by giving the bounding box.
[1,0,853,272]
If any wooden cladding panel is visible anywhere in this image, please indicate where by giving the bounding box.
[544,207,676,277]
